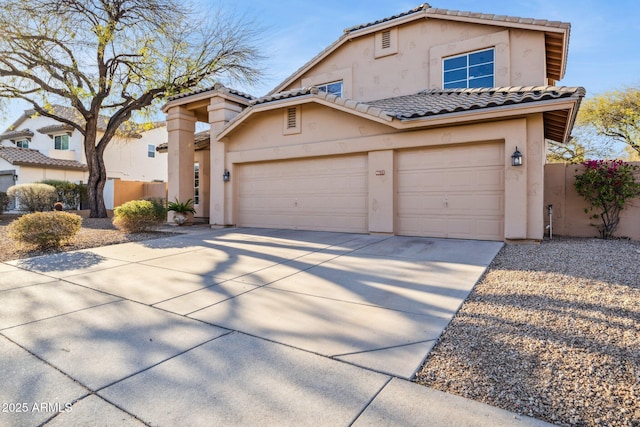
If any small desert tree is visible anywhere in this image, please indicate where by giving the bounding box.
[578,87,640,155]
[0,0,262,218]
[574,160,640,239]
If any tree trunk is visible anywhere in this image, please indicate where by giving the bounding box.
[87,157,108,218]
[84,124,109,218]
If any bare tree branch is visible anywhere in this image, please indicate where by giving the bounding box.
[0,0,263,217]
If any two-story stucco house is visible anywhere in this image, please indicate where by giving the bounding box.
[0,105,168,208]
[161,4,584,241]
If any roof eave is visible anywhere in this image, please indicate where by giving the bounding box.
[162,89,252,113]
[218,95,317,139]
[393,97,581,135]
[11,161,88,171]
[218,95,395,140]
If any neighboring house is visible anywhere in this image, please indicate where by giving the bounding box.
[0,105,168,209]
[161,4,584,241]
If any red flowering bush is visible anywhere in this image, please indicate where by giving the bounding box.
[574,160,640,239]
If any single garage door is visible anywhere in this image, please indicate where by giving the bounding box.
[237,154,368,233]
[397,142,504,241]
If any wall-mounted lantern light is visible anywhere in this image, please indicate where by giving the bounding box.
[13,174,18,181]
[223,169,230,182]
[511,147,523,166]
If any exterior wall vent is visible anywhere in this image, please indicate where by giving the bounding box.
[381,30,391,50]
[287,107,297,129]
[375,27,398,58]
[283,105,301,135]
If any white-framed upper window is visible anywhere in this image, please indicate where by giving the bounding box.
[148,144,155,158]
[443,48,495,89]
[316,81,343,97]
[14,139,29,148]
[54,134,70,150]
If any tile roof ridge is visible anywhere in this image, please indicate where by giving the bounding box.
[417,86,585,96]
[424,7,570,29]
[344,3,431,33]
[167,83,256,102]
[251,87,318,105]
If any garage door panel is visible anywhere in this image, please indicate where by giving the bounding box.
[398,143,504,241]
[238,155,367,233]
[446,193,503,214]
[398,193,446,213]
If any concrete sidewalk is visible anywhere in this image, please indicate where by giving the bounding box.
[0,228,553,426]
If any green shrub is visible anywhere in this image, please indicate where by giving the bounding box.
[0,192,9,214]
[41,179,84,209]
[113,199,166,233]
[8,211,82,249]
[574,160,640,239]
[7,183,57,212]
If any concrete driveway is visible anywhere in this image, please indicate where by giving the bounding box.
[0,228,552,426]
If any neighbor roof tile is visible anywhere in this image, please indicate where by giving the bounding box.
[0,146,87,170]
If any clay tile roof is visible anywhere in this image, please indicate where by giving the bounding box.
[5,105,148,138]
[424,7,570,30]
[156,130,210,152]
[367,86,585,119]
[37,124,75,134]
[251,87,319,105]
[167,83,255,102]
[0,129,34,140]
[345,4,569,34]
[345,3,431,32]
[0,146,88,170]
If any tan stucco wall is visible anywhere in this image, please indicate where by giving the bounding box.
[225,103,395,153]
[285,18,548,100]
[544,162,640,240]
[221,102,541,240]
[16,166,88,185]
[368,150,395,233]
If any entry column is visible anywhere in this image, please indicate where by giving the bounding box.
[166,106,196,224]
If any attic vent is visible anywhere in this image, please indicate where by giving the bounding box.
[375,28,398,58]
[283,105,301,135]
[381,30,391,49]
[286,107,297,129]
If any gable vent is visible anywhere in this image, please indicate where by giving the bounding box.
[381,30,391,49]
[286,107,297,129]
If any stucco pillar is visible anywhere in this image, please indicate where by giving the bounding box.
[166,106,196,223]
[504,124,528,240]
[526,114,546,240]
[368,150,395,233]
[208,97,244,226]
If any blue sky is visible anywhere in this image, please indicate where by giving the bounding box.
[2,1,639,130]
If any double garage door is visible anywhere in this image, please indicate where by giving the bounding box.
[237,154,369,233]
[237,143,504,240]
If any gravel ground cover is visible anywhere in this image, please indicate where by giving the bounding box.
[416,237,640,427]
[0,214,170,262]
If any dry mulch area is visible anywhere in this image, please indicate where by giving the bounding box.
[0,213,170,262]
[416,237,640,427]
